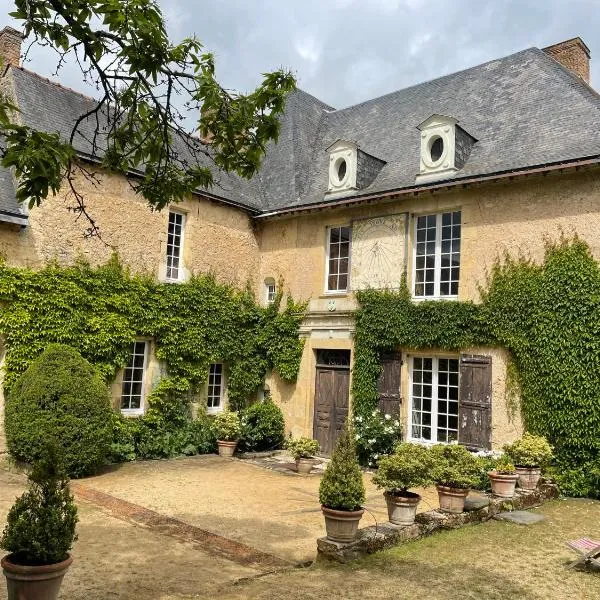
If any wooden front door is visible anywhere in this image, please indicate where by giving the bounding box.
[313,350,351,455]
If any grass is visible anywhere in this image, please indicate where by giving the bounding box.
[219,499,600,600]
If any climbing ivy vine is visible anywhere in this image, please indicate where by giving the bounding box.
[353,236,600,496]
[0,255,305,460]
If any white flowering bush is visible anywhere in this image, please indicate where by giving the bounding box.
[472,449,504,491]
[353,409,402,467]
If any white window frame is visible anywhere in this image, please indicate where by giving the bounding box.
[412,210,461,300]
[324,225,352,294]
[206,363,225,414]
[407,355,460,444]
[120,340,149,416]
[264,279,277,304]
[166,210,186,282]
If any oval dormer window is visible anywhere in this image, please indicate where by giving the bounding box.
[337,159,347,182]
[430,136,444,163]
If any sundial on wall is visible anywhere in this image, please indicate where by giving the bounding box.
[351,214,407,290]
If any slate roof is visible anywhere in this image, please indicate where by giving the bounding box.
[2,44,600,220]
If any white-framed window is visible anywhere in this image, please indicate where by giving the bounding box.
[166,210,185,281]
[326,225,351,293]
[207,363,224,414]
[120,340,148,415]
[413,210,461,299]
[409,356,459,443]
[264,278,276,304]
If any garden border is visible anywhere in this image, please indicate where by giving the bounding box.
[317,483,559,562]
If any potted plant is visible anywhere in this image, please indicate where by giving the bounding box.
[430,444,480,513]
[318,424,366,543]
[286,437,320,474]
[373,442,433,525]
[213,410,242,457]
[487,457,519,498]
[503,433,553,490]
[1,448,78,600]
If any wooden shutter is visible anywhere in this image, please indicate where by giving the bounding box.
[377,352,402,418]
[458,354,492,450]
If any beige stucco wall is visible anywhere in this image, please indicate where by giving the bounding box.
[0,168,259,286]
[261,167,600,446]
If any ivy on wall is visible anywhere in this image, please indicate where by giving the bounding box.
[353,237,600,493]
[0,256,306,459]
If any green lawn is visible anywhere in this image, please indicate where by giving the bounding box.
[220,499,600,600]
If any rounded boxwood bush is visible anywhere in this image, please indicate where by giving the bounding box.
[238,400,285,452]
[5,344,114,477]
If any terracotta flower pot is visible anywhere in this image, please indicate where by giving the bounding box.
[295,458,314,474]
[321,506,364,543]
[488,471,519,498]
[2,554,72,600]
[217,440,237,458]
[436,484,470,513]
[515,466,541,490]
[384,491,420,525]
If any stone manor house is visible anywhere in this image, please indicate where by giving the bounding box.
[0,27,599,454]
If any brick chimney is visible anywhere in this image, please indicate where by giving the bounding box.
[0,26,22,70]
[543,37,591,84]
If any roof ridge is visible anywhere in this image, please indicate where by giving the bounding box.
[11,65,98,103]
[329,47,538,115]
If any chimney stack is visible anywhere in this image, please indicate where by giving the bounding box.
[0,26,22,70]
[543,37,591,84]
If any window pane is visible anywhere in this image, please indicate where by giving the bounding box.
[207,363,224,410]
[327,226,351,291]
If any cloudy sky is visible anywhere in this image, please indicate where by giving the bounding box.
[1,0,599,109]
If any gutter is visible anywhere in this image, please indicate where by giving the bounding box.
[0,209,28,227]
[255,155,600,219]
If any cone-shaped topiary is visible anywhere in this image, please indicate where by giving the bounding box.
[5,344,114,477]
[1,442,78,565]
[319,423,365,511]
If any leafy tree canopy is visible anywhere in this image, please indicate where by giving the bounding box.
[0,0,296,235]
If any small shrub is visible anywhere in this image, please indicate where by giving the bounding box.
[5,344,114,477]
[213,410,242,441]
[430,444,480,489]
[353,409,403,467]
[373,442,434,495]
[1,445,78,566]
[547,459,600,499]
[319,424,365,511]
[494,458,516,474]
[238,401,285,452]
[286,437,319,460]
[472,451,504,491]
[503,433,553,467]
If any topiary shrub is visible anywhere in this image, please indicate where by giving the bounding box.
[503,433,553,467]
[1,444,78,565]
[238,400,285,452]
[319,424,365,511]
[373,442,434,495]
[5,344,114,477]
[430,444,481,489]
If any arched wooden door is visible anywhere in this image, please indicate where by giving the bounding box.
[313,350,350,455]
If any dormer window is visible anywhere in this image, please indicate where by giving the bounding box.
[416,115,476,184]
[326,139,386,196]
[327,140,358,193]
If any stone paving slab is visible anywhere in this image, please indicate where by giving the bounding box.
[493,510,546,524]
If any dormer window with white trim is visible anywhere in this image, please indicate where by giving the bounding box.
[327,140,358,194]
[415,115,476,184]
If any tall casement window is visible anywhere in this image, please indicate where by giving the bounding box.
[207,363,224,414]
[409,356,459,443]
[121,340,148,415]
[166,210,185,281]
[264,278,277,304]
[413,210,461,298]
[326,225,351,292]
